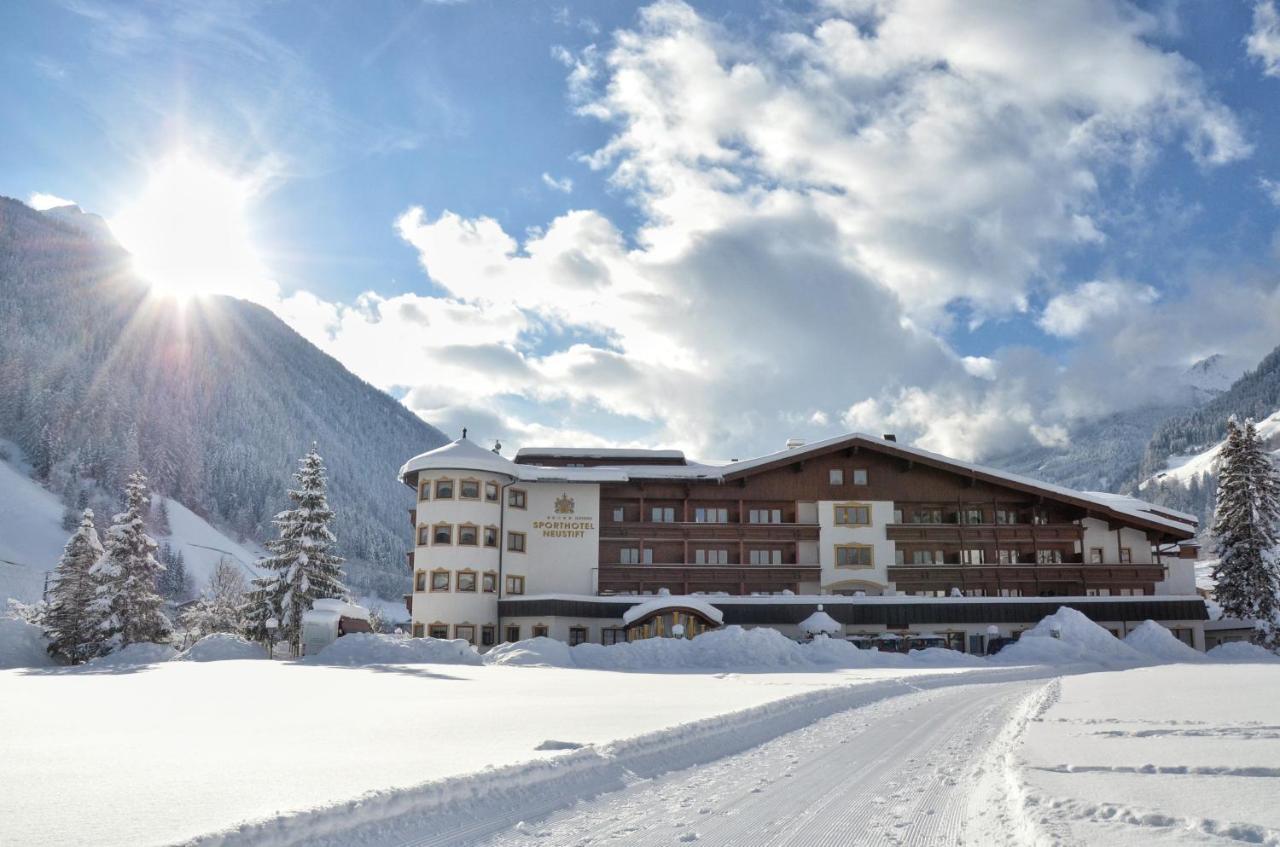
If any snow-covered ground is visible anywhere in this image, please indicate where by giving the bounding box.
[0,660,999,847]
[0,441,70,604]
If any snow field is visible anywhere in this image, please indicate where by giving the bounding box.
[0,618,52,668]
[0,659,992,847]
[1018,664,1280,845]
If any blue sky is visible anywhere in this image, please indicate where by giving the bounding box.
[4,0,1280,460]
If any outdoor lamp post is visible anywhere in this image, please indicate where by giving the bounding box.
[265,617,278,659]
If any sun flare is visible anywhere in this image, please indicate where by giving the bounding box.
[110,154,268,301]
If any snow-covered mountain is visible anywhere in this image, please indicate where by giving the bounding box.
[0,196,447,601]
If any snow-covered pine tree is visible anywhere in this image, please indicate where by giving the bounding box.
[1211,418,1280,647]
[44,509,106,663]
[152,497,171,536]
[92,471,172,649]
[246,446,347,652]
[179,558,247,642]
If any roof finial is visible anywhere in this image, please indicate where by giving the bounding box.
[462,427,468,440]
[492,439,502,454]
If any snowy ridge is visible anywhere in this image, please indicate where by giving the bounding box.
[1142,408,1280,491]
[179,666,1053,847]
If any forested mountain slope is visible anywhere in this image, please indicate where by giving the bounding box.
[0,197,446,598]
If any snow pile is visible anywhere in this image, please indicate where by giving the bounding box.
[906,646,987,667]
[1207,641,1280,662]
[798,608,842,636]
[483,636,575,667]
[0,617,52,668]
[993,607,1147,668]
[176,634,265,662]
[308,633,482,666]
[85,642,178,667]
[1123,620,1205,663]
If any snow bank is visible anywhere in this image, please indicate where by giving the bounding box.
[993,607,1147,668]
[177,634,266,662]
[1207,641,1280,662]
[1123,620,1204,663]
[86,642,178,667]
[307,633,482,666]
[0,617,52,668]
[483,636,575,667]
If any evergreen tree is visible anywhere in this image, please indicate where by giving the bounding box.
[1211,418,1280,647]
[92,471,172,648]
[245,446,346,652]
[179,558,247,641]
[152,497,172,536]
[44,509,106,663]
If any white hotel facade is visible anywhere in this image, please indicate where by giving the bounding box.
[399,433,1208,653]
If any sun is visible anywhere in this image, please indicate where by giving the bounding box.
[110,154,269,301]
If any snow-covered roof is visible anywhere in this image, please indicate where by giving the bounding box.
[398,437,522,481]
[798,609,841,635]
[515,447,686,461]
[622,596,725,626]
[302,598,370,626]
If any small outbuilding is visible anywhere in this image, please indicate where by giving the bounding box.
[798,605,842,639]
[301,598,373,656]
[623,593,724,640]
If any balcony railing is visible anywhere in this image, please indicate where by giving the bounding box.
[885,522,1083,543]
[601,521,820,542]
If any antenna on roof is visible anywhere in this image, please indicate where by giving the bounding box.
[462,427,468,440]
[492,440,502,454]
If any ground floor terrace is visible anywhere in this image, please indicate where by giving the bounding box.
[498,594,1210,653]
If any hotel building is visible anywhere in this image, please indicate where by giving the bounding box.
[398,432,1207,652]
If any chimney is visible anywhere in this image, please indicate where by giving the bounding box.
[882,433,897,442]
[785,437,806,450]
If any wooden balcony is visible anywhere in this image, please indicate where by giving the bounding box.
[600,521,820,542]
[885,522,1083,543]
[888,563,1164,593]
[597,563,820,596]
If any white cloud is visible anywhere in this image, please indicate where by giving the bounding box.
[263,0,1255,461]
[1260,176,1280,206]
[28,192,75,211]
[1247,0,1280,76]
[541,172,574,193]
[1038,280,1159,338]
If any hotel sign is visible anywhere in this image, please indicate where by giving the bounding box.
[533,492,595,539]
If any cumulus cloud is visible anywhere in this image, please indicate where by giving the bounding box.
[1248,0,1280,76]
[28,192,76,210]
[1038,280,1159,338]
[265,0,1256,461]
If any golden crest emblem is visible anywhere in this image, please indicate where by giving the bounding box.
[555,493,575,514]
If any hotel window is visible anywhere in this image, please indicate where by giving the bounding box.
[1086,588,1112,597]
[1032,508,1049,526]
[483,526,498,547]
[485,481,499,502]
[568,626,588,646]
[417,525,431,546]
[852,468,868,485]
[508,489,527,509]
[895,549,905,565]
[429,623,449,639]
[961,549,984,564]
[911,550,943,565]
[749,549,782,565]
[601,627,627,645]
[912,507,944,524]
[651,506,676,523]
[459,479,480,500]
[999,588,1021,597]
[613,507,625,522]
[835,544,873,568]
[829,468,844,485]
[748,509,782,524]
[433,523,452,545]
[1118,587,1144,596]
[695,549,729,564]
[620,548,653,564]
[965,588,985,597]
[998,549,1017,564]
[694,507,728,523]
[458,524,478,546]
[893,508,904,523]
[412,623,425,638]
[456,570,477,592]
[434,478,454,499]
[507,531,526,553]
[1036,549,1063,564]
[964,508,984,524]
[414,571,427,592]
[995,509,1013,525]
[481,625,496,647]
[504,625,520,643]
[482,571,497,593]
[506,575,525,595]
[455,624,476,644]
[1119,547,1132,564]
[834,504,871,526]
[1089,547,1104,564]
[418,480,430,501]
[532,624,549,638]
[430,570,450,592]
